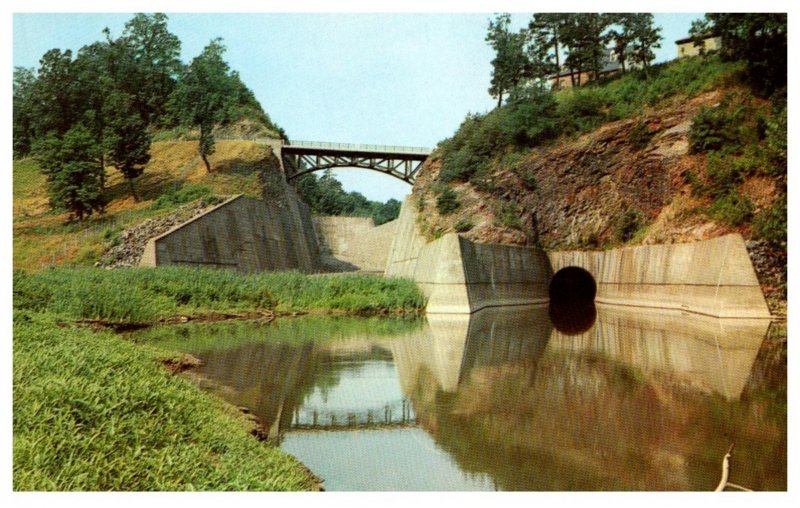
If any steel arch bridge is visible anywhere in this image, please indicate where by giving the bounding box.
[280,140,432,185]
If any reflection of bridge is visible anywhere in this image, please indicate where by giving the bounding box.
[280,140,432,185]
[290,398,415,430]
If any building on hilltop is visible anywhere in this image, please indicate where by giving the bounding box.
[548,48,643,89]
[675,33,722,58]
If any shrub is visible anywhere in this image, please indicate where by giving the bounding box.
[503,86,558,146]
[708,191,753,226]
[705,152,745,197]
[688,93,757,154]
[753,196,786,247]
[556,87,605,135]
[495,201,522,229]
[151,184,214,210]
[436,187,461,215]
[454,218,474,232]
[615,209,644,243]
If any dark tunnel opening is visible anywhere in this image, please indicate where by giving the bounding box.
[548,266,598,335]
[548,266,597,305]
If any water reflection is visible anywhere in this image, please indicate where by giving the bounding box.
[132,307,784,491]
[548,301,597,335]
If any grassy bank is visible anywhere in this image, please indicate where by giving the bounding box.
[14,266,427,324]
[13,311,318,490]
[13,267,425,490]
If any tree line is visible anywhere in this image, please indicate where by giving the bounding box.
[13,13,284,220]
[486,13,662,107]
[295,170,401,226]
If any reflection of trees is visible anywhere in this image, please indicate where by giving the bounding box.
[174,318,424,440]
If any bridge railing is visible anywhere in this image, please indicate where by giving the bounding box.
[287,140,432,155]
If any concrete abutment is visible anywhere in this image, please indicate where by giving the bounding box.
[385,197,771,318]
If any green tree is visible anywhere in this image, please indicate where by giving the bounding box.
[628,13,661,74]
[117,13,183,125]
[486,13,532,107]
[35,126,106,220]
[529,13,568,85]
[103,90,152,201]
[560,14,591,87]
[13,67,37,158]
[607,14,635,73]
[29,49,78,138]
[170,38,235,171]
[374,198,402,225]
[691,13,786,96]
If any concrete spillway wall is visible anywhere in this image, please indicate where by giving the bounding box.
[385,197,770,318]
[140,191,320,273]
[313,216,398,273]
[548,235,770,318]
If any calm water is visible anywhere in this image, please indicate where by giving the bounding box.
[132,305,786,491]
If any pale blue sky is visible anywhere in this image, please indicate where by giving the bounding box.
[13,12,703,202]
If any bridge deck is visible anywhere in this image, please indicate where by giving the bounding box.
[284,140,432,157]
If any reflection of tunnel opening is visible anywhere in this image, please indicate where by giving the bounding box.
[548,266,597,304]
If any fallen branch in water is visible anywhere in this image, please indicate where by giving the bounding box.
[715,444,753,492]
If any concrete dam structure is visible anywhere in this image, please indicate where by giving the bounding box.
[140,186,398,274]
[140,187,321,273]
[385,197,771,318]
[139,183,770,319]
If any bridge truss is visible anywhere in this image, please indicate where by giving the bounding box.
[281,141,431,185]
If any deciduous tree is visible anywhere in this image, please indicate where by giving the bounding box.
[170,38,234,171]
[103,90,152,201]
[35,126,106,220]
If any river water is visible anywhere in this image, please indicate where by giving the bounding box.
[132,305,786,491]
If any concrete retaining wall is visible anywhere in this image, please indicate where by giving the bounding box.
[313,216,398,272]
[384,197,770,318]
[140,190,320,273]
[386,198,551,313]
[385,196,427,278]
[548,234,770,318]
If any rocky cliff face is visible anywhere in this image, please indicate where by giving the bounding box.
[412,89,776,250]
[410,88,785,312]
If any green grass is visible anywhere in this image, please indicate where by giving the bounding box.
[13,311,317,491]
[14,267,427,324]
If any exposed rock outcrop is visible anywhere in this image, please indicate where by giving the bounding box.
[97,200,218,268]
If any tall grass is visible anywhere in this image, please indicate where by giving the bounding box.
[14,267,426,324]
[13,311,317,490]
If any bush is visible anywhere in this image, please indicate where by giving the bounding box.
[753,196,786,247]
[495,201,522,229]
[705,152,746,197]
[454,218,474,232]
[151,184,214,210]
[436,187,461,215]
[503,86,558,146]
[556,87,605,135]
[615,209,644,243]
[708,191,753,226]
[689,93,758,154]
